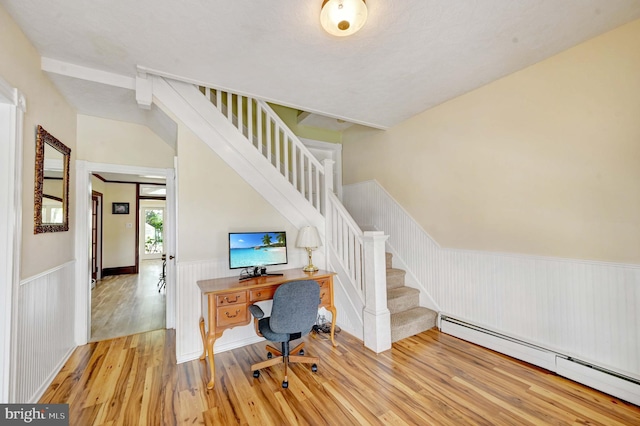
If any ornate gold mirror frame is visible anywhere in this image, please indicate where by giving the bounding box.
[34,125,71,234]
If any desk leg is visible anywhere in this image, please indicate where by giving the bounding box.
[327,305,338,347]
[205,332,216,389]
[199,317,206,360]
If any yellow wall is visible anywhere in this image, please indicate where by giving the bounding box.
[101,182,137,268]
[91,175,139,269]
[343,19,640,264]
[77,115,175,167]
[176,121,300,263]
[0,6,77,278]
[270,104,342,144]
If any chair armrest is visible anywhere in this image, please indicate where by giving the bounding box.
[248,304,265,319]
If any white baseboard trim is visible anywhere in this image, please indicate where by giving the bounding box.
[440,315,640,406]
[177,335,265,364]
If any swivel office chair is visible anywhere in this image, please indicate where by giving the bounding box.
[249,280,321,388]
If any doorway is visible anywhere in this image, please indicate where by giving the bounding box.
[91,191,103,283]
[76,161,176,346]
[140,203,165,261]
[89,175,169,342]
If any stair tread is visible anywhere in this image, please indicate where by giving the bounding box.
[387,286,419,299]
[386,268,406,289]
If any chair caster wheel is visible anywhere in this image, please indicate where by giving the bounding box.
[282,381,288,388]
[253,370,260,378]
[311,364,318,372]
[267,352,273,359]
[299,349,304,355]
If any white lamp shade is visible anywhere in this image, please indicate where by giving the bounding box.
[320,0,368,37]
[296,226,322,249]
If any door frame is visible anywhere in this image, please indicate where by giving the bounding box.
[91,191,103,283]
[0,76,25,403]
[300,138,343,200]
[75,161,176,346]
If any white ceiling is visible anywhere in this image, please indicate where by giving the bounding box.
[3,0,640,130]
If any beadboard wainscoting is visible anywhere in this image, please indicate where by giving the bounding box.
[343,181,640,389]
[176,259,269,364]
[15,261,76,403]
[175,253,358,364]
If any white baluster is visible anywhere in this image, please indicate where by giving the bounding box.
[292,146,298,191]
[237,95,243,134]
[266,117,272,163]
[275,124,281,170]
[284,136,290,182]
[257,104,263,151]
[247,98,253,146]
[300,155,307,199]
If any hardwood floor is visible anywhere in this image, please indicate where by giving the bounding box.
[40,327,640,425]
[91,259,166,342]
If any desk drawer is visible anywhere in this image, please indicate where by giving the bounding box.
[316,278,331,306]
[316,277,331,289]
[217,304,248,327]
[216,291,247,306]
[319,288,331,307]
[250,286,276,302]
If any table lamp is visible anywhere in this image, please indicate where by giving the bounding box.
[296,226,322,272]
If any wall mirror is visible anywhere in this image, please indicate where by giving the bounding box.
[34,125,71,233]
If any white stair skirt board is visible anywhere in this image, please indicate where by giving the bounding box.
[440,316,640,406]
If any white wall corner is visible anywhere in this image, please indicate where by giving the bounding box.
[136,75,153,110]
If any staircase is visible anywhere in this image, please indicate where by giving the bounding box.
[150,75,438,349]
[385,253,437,342]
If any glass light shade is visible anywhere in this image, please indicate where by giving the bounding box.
[320,0,368,37]
[296,226,322,249]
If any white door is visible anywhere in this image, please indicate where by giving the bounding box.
[140,203,165,260]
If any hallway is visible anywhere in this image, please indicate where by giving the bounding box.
[91,259,166,341]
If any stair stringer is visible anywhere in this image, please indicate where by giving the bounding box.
[352,223,441,313]
[385,243,440,312]
[152,76,324,231]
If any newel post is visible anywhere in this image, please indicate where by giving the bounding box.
[363,231,391,353]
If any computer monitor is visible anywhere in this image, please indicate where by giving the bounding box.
[228,231,288,270]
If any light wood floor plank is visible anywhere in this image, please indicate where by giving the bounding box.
[40,328,640,425]
[91,260,165,342]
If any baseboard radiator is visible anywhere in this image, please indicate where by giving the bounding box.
[440,315,640,406]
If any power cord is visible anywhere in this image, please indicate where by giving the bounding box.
[312,314,341,338]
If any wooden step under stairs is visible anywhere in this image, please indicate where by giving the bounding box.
[386,253,437,342]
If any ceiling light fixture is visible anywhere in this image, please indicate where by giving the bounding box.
[320,0,368,37]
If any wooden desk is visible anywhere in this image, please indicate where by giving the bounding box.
[197,269,337,389]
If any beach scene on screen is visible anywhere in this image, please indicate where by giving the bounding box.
[229,232,287,268]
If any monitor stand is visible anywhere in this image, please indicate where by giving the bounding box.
[238,266,284,281]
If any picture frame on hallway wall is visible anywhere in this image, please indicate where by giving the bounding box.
[112,202,129,215]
